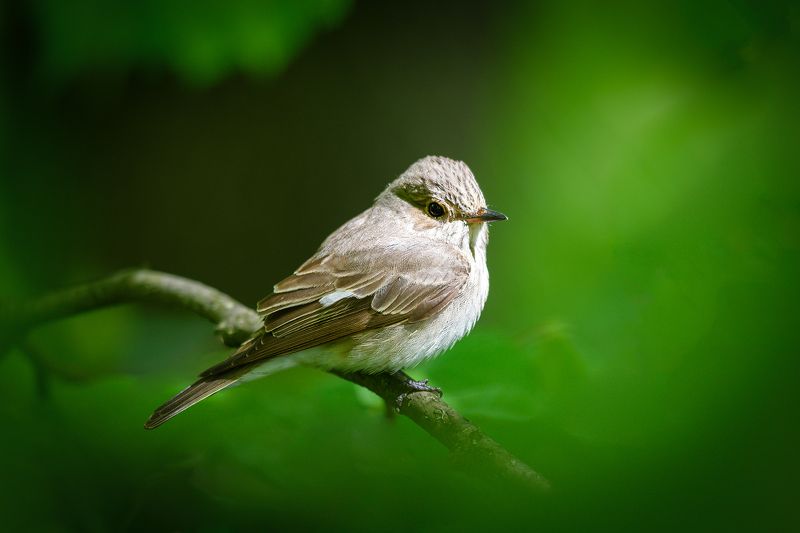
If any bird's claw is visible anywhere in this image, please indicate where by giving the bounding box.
[395,378,443,409]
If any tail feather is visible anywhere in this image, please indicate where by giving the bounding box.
[144,365,254,429]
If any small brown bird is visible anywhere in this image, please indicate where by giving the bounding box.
[145,156,506,428]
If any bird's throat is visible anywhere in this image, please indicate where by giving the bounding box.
[468,223,486,257]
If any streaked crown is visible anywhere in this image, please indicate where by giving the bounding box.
[382,156,486,219]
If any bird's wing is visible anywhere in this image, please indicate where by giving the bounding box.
[144,240,471,429]
[199,242,471,378]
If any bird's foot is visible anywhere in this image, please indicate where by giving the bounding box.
[394,376,442,409]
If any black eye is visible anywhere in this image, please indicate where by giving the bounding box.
[427,201,445,218]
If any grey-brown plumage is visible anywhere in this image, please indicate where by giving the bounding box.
[145,156,506,429]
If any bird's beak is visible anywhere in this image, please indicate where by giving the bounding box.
[465,208,508,224]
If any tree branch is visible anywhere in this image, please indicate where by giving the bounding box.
[2,268,549,490]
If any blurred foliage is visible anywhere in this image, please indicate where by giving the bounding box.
[1,0,799,531]
[34,0,352,84]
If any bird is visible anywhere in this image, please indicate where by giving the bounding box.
[145,156,507,429]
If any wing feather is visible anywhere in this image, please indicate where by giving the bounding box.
[257,285,333,314]
[273,271,332,293]
[263,301,324,332]
[200,298,404,377]
[201,241,470,378]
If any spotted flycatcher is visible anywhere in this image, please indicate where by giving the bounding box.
[145,156,506,428]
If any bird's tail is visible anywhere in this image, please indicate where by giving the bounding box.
[144,364,255,429]
[144,355,300,429]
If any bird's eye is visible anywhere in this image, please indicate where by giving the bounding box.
[427,201,445,218]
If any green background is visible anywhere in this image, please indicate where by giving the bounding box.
[1,0,798,530]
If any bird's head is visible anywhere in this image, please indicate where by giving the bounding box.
[376,156,507,253]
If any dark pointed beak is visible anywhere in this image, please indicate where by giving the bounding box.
[464,208,508,224]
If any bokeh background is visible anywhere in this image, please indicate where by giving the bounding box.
[1,0,799,530]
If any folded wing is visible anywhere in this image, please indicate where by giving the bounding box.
[200,243,470,377]
[144,240,470,428]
